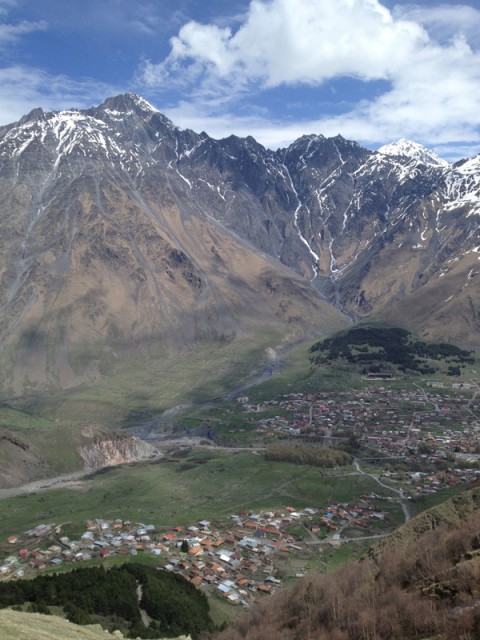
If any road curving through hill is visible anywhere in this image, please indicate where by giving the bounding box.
[353,458,411,523]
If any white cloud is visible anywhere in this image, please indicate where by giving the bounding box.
[139,0,480,158]
[0,3,116,125]
[395,3,480,47]
[0,0,19,17]
[143,0,429,89]
[0,65,117,125]
[0,17,46,46]
[0,0,477,162]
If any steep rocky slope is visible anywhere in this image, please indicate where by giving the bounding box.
[0,95,345,394]
[0,94,478,396]
[279,136,479,343]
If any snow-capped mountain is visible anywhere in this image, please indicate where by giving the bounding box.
[0,94,478,392]
[378,138,449,167]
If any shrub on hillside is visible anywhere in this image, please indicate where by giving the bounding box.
[214,508,480,640]
[265,443,352,467]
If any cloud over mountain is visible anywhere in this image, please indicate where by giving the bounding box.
[140,0,480,158]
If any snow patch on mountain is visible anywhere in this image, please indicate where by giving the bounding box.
[378,139,449,168]
[444,155,480,216]
[454,155,480,176]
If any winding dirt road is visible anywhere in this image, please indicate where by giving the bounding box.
[353,458,411,523]
[0,470,93,500]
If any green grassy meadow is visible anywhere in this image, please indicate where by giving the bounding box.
[38,333,285,426]
[0,451,382,539]
[0,325,477,560]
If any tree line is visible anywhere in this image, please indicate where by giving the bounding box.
[0,563,214,639]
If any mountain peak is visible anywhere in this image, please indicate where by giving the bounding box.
[97,93,158,115]
[378,138,449,167]
[453,153,480,175]
[18,107,45,125]
[91,93,176,135]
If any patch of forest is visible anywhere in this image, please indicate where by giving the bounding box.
[214,487,480,640]
[309,325,475,375]
[265,443,352,467]
[0,563,214,639]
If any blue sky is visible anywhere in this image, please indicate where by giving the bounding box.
[1,0,480,160]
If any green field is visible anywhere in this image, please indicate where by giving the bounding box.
[0,451,383,539]
[1,326,478,562]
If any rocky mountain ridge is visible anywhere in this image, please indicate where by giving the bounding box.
[0,93,478,393]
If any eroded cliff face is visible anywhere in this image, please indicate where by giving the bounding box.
[78,435,158,470]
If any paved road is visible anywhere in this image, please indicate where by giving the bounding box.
[303,459,412,547]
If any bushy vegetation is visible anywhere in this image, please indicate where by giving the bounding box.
[309,325,474,374]
[126,564,214,639]
[215,505,480,640]
[0,564,214,639]
[265,443,352,468]
[0,566,138,627]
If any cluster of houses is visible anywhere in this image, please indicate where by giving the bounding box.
[382,464,480,498]
[2,380,478,603]
[238,383,480,492]
[1,499,390,604]
[240,385,478,442]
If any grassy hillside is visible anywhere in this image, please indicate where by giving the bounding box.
[8,331,286,427]
[0,450,383,537]
[0,609,190,640]
[0,405,86,488]
[374,484,480,554]
[0,331,305,486]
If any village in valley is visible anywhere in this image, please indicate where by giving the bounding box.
[1,376,480,609]
[1,496,392,607]
[236,379,480,496]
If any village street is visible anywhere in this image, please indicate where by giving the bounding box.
[353,459,411,522]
